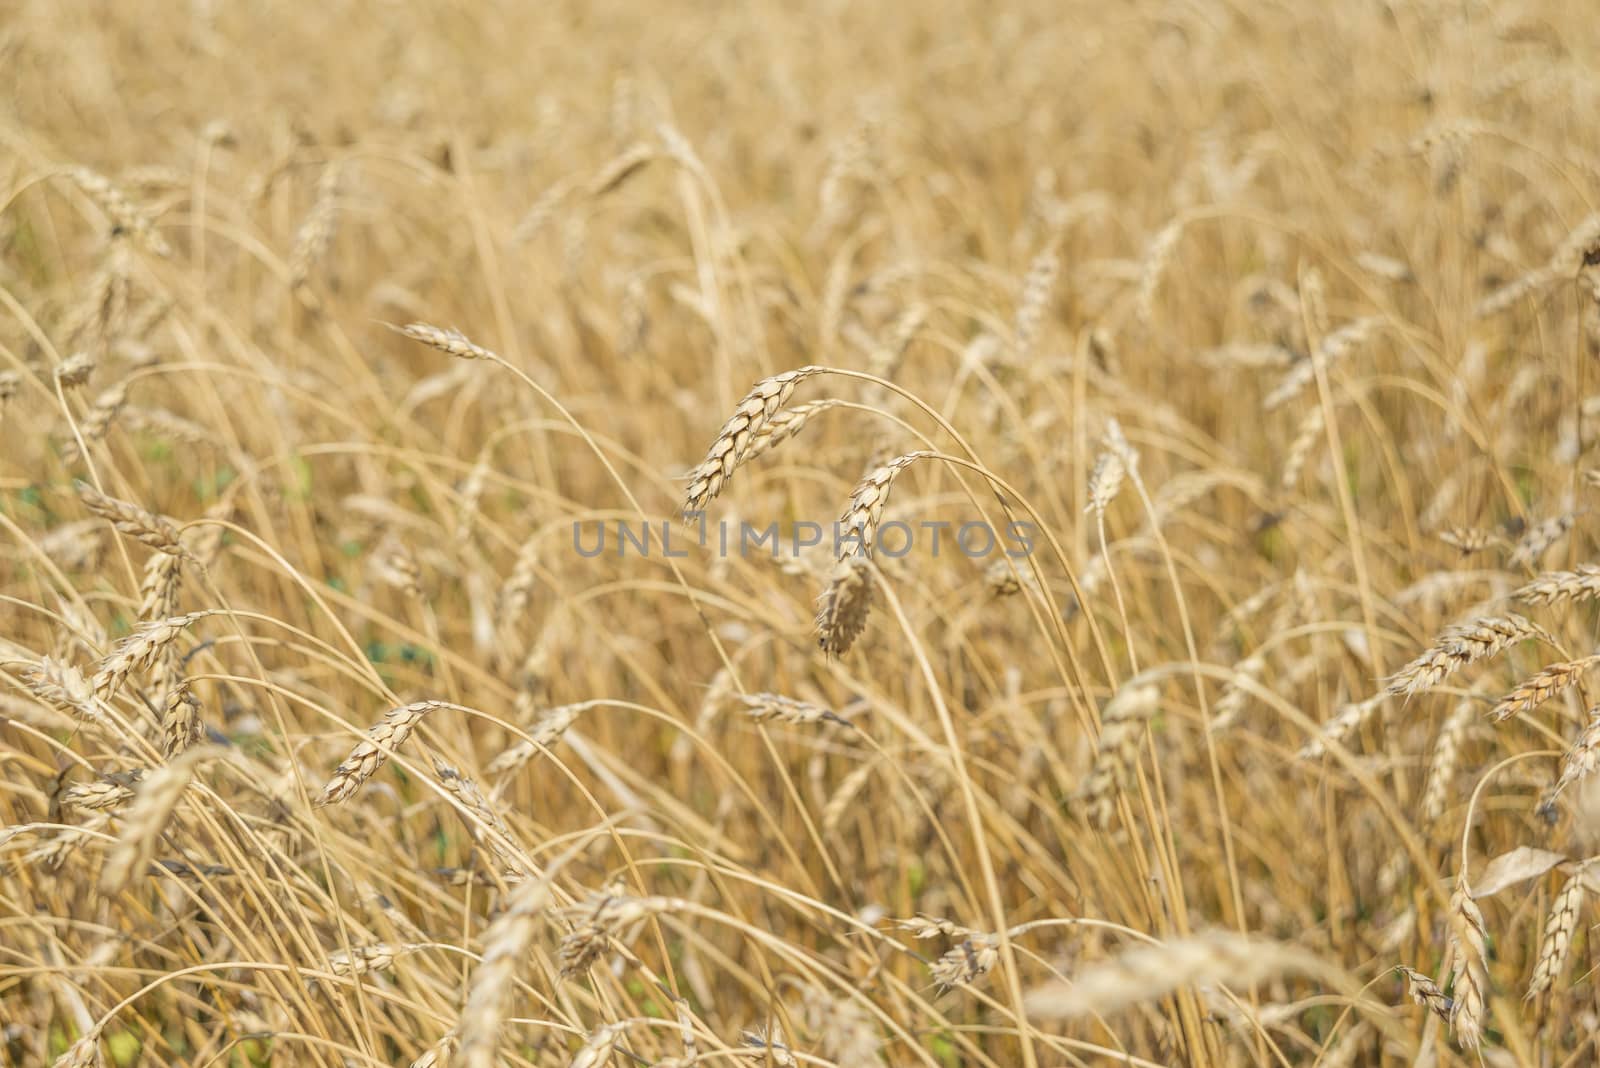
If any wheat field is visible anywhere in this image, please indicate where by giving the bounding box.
[5,1,1600,1065]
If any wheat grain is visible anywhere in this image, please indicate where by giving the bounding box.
[1526,873,1583,998]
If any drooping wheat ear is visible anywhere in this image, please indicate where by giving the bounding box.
[1436,526,1499,555]
[743,399,840,468]
[559,889,678,976]
[1079,682,1161,828]
[1478,214,1600,317]
[57,351,95,388]
[1024,931,1326,1019]
[1491,656,1600,721]
[136,551,184,621]
[589,142,655,197]
[1014,245,1059,359]
[1447,877,1488,1049]
[1297,695,1384,760]
[1209,653,1267,733]
[394,321,499,361]
[23,657,99,721]
[326,941,425,977]
[1511,513,1577,569]
[896,915,975,940]
[315,701,442,806]
[499,535,541,624]
[1527,873,1585,998]
[162,683,202,760]
[837,451,931,557]
[74,480,183,555]
[1085,419,1136,515]
[433,758,527,877]
[61,779,137,813]
[1537,706,1600,819]
[569,1023,631,1068]
[1397,966,1453,1022]
[737,692,848,727]
[816,553,873,657]
[1262,316,1383,411]
[1516,563,1600,606]
[53,1033,104,1068]
[456,451,490,540]
[739,1029,799,1068]
[66,382,129,457]
[288,163,341,289]
[459,872,555,1068]
[821,759,880,836]
[1422,698,1476,825]
[929,932,998,992]
[370,533,423,598]
[1279,404,1325,491]
[681,366,825,518]
[483,702,588,776]
[69,167,169,255]
[409,1031,458,1068]
[1385,613,1551,697]
[91,613,203,701]
[1135,217,1184,328]
[100,747,207,894]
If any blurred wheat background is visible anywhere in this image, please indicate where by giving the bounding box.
[5,1,1600,1065]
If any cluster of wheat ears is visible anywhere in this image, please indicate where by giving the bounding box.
[7,1,1600,1066]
